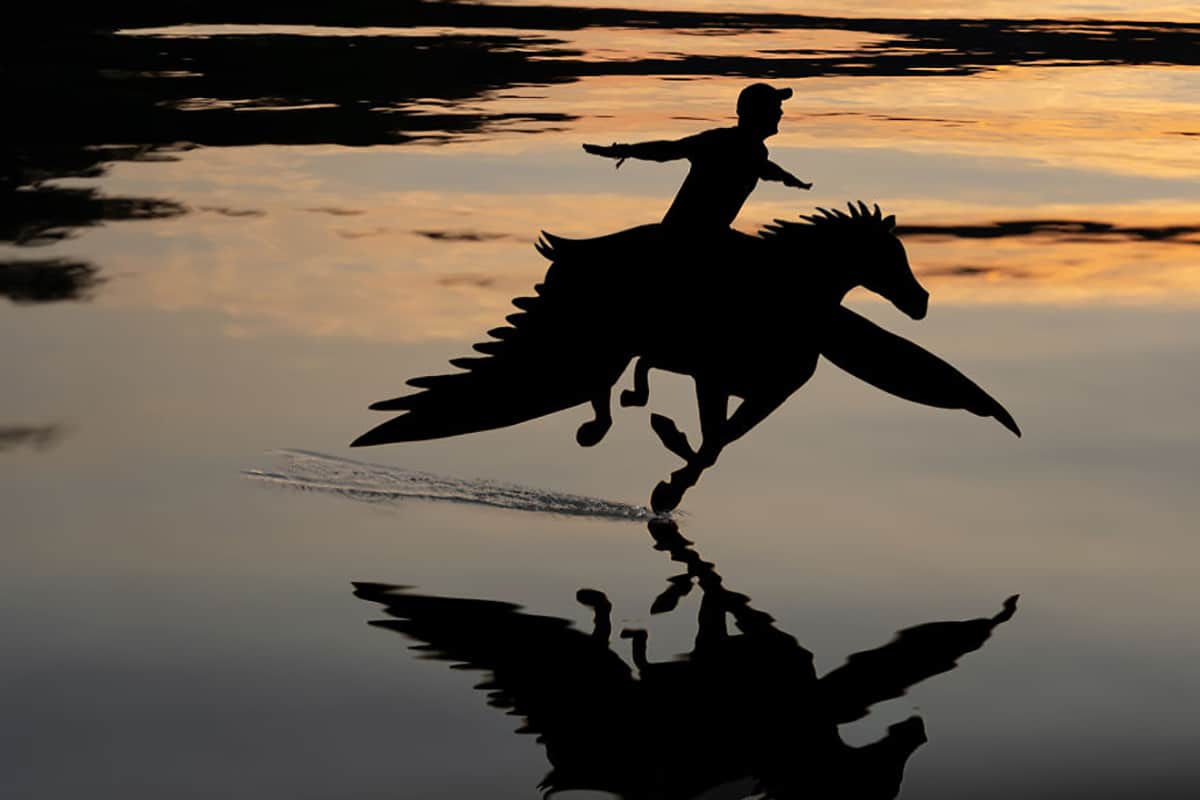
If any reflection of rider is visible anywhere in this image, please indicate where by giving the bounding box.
[583,83,812,231]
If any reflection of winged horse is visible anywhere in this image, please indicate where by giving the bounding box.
[354,519,1018,799]
[352,202,1019,512]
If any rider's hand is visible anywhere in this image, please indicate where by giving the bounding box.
[582,142,628,168]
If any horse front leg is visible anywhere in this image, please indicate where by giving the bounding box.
[718,388,795,448]
[691,383,730,470]
[650,382,729,513]
[646,382,726,463]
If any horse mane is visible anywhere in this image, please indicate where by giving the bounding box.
[758,201,897,245]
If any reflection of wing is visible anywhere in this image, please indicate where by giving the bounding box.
[352,583,638,745]
[818,595,1018,724]
[352,231,646,447]
[820,306,1021,436]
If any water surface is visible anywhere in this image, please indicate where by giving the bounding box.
[3,3,1198,798]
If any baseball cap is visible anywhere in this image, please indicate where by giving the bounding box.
[736,83,793,117]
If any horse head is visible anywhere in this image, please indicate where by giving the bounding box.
[765,201,929,320]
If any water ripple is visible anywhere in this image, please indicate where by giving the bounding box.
[243,449,660,521]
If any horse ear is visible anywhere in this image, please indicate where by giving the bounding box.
[882,214,896,230]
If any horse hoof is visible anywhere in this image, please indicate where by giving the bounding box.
[576,420,611,447]
[651,480,683,514]
[620,389,647,408]
[647,519,691,549]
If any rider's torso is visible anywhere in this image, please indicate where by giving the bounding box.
[661,128,768,230]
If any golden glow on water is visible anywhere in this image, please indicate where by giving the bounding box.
[535,26,893,62]
[44,43,1196,345]
[458,68,1200,180]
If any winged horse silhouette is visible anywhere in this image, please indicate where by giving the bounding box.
[352,202,1019,512]
[354,519,1018,798]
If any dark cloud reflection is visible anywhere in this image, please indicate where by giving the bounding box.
[899,219,1200,244]
[0,186,186,248]
[0,260,104,304]
[0,424,66,452]
[416,230,510,243]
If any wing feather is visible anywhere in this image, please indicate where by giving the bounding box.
[353,583,637,739]
[353,230,656,447]
[820,306,1021,436]
[819,596,1018,723]
[472,341,504,355]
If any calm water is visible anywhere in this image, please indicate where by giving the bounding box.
[3,3,1199,798]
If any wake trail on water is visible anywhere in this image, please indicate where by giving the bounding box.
[243,449,661,522]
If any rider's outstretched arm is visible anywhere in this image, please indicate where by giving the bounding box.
[582,136,696,166]
[761,159,812,190]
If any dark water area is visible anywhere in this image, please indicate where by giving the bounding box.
[3,2,1199,798]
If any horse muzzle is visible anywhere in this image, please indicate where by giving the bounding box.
[894,289,929,320]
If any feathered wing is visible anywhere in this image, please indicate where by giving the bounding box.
[818,595,1018,724]
[352,583,644,794]
[352,229,656,447]
[819,306,1021,436]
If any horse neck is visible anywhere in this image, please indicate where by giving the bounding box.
[774,229,865,303]
[808,244,865,305]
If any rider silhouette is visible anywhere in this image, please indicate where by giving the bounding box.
[583,83,812,230]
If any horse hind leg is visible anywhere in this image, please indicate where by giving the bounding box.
[576,392,613,447]
[650,413,695,460]
[620,358,651,407]
[651,455,721,514]
[576,589,612,642]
